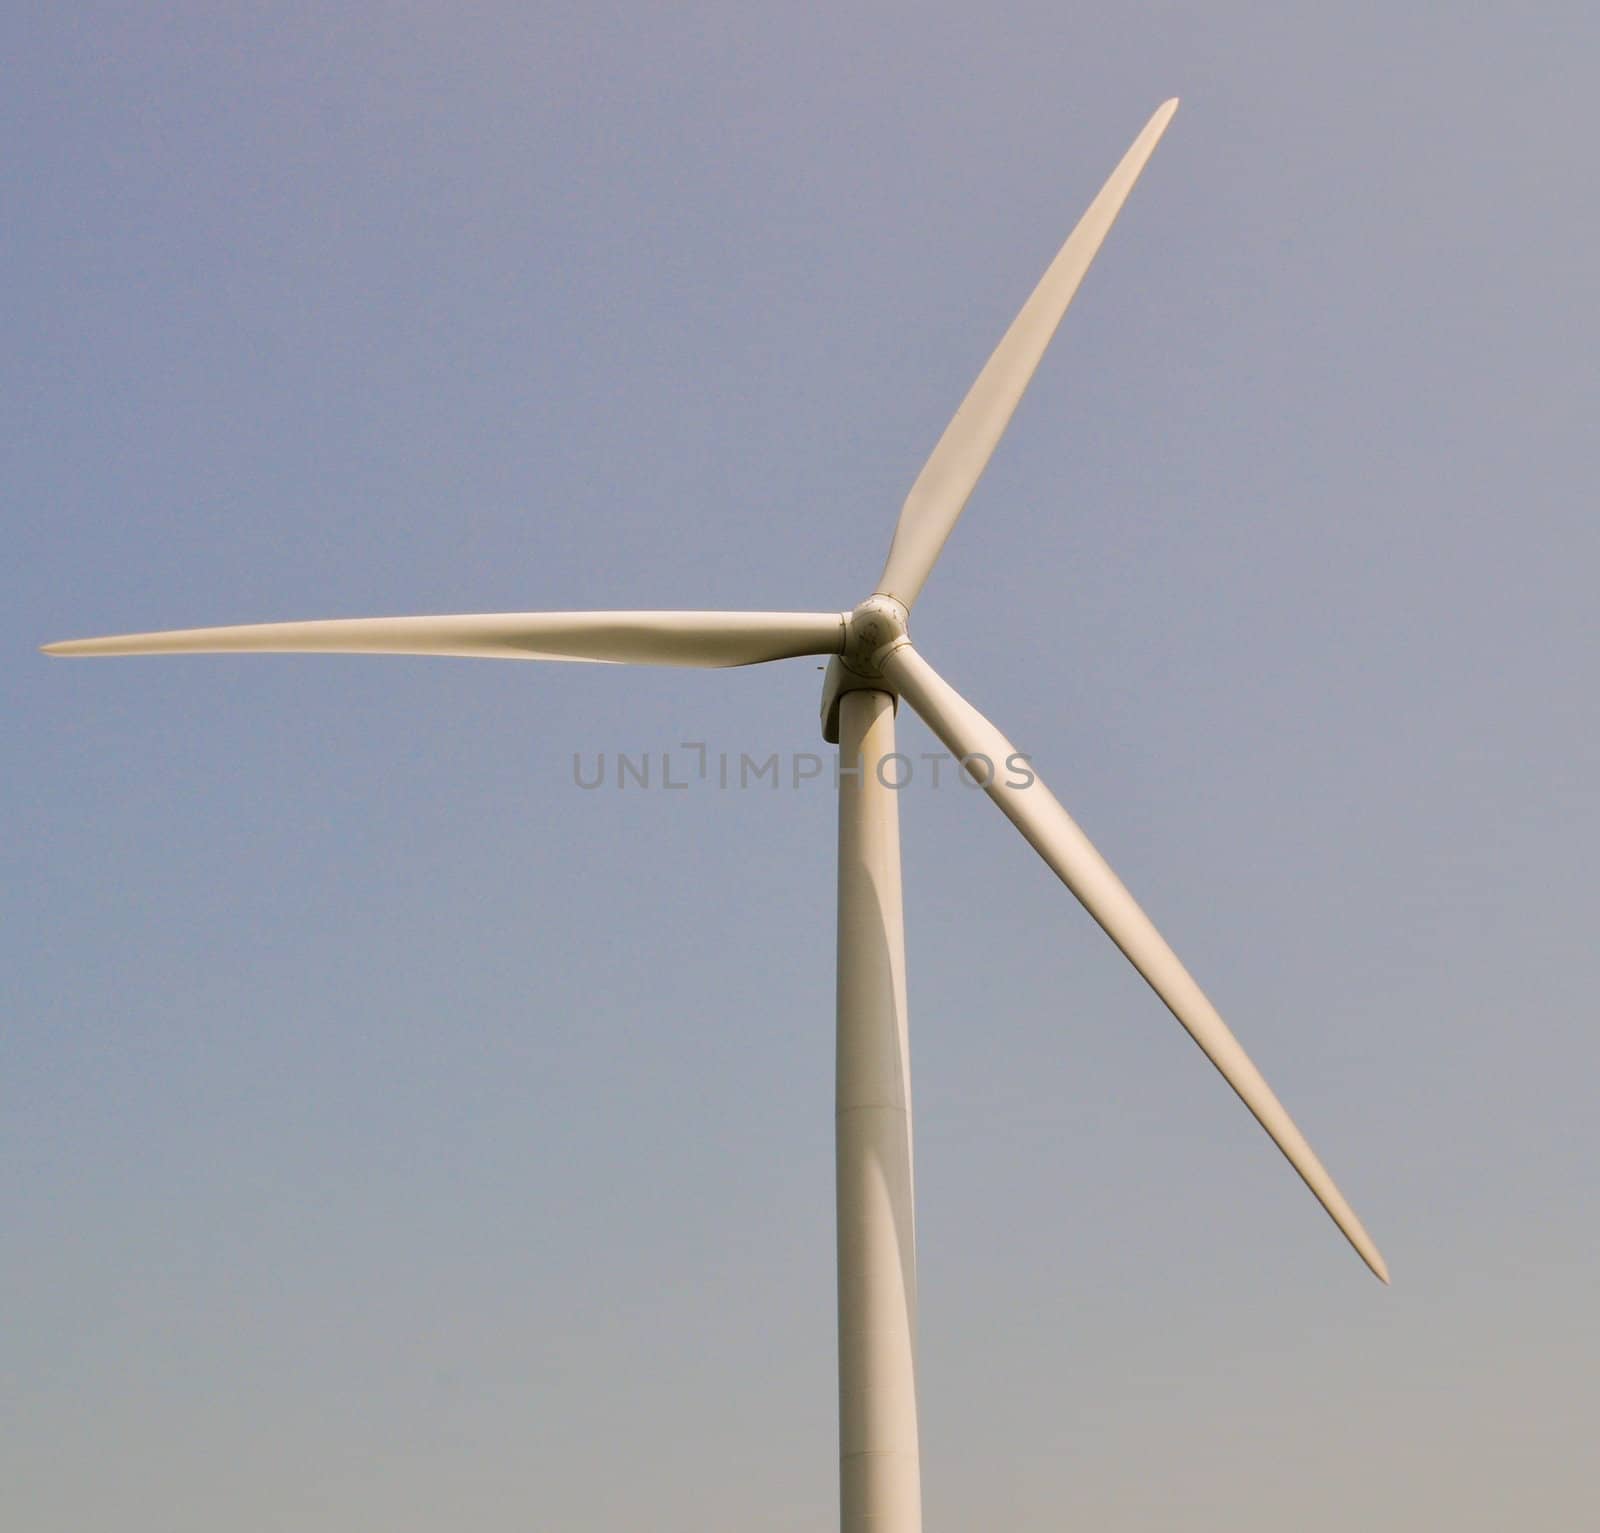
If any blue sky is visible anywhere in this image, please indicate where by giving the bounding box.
[7,4,1598,1528]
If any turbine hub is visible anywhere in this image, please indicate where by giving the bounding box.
[820,596,909,743]
[841,595,909,678]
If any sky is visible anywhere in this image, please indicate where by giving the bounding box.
[5,4,1598,1529]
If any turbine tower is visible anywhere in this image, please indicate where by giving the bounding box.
[45,100,1387,1533]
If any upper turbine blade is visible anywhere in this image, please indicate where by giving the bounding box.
[42,610,846,668]
[880,642,1389,1284]
[876,99,1179,611]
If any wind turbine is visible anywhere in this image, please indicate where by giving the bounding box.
[45,99,1387,1533]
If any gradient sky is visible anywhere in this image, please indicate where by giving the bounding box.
[6,5,1598,1529]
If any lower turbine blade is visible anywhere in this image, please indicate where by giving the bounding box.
[43,610,846,668]
[881,642,1389,1284]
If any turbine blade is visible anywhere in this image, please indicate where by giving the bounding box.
[881,642,1389,1283]
[42,610,846,668]
[877,99,1179,610]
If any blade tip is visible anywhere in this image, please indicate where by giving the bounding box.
[42,638,123,657]
[1352,1233,1390,1285]
[1138,98,1180,145]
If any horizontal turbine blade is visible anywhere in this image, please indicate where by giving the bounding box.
[881,642,1389,1283]
[43,610,846,668]
[877,99,1179,611]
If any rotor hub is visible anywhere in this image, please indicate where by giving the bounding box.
[840,595,909,678]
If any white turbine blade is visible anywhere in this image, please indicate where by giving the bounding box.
[877,99,1179,611]
[43,610,846,668]
[881,642,1389,1283]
